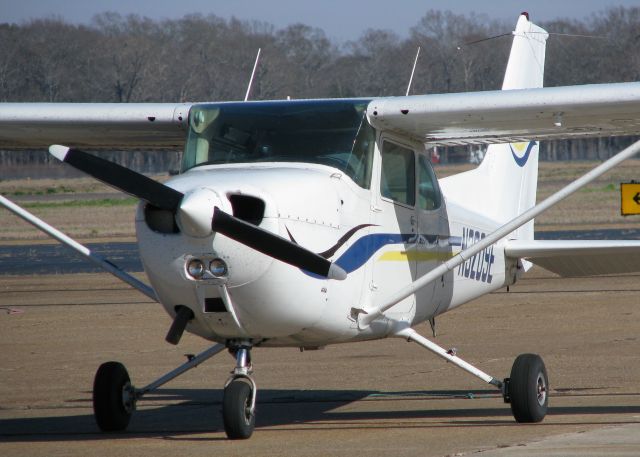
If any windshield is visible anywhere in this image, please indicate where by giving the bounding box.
[181,99,375,188]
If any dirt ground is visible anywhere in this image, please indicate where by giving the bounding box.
[1,268,639,456]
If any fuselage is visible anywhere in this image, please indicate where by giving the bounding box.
[135,99,516,348]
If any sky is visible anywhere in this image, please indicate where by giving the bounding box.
[1,0,639,42]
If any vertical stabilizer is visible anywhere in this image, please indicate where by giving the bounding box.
[440,14,548,241]
[502,13,548,90]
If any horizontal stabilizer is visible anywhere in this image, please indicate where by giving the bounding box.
[505,240,640,277]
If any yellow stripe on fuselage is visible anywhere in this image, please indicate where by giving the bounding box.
[378,251,454,262]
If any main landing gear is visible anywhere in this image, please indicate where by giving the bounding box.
[393,325,548,423]
[91,341,257,439]
[505,353,549,422]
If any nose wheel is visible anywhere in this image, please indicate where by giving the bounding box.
[223,345,257,439]
[223,379,256,439]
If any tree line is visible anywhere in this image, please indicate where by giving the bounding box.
[1,7,639,170]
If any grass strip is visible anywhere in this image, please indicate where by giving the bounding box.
[22,198,138,209]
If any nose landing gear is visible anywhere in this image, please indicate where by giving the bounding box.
[223,345,257,439]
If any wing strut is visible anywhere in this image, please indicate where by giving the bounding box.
[357,138,640,328]
[0,194,157,301]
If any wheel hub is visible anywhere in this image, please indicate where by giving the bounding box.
[121,382,136,414]
[536,373,547,406]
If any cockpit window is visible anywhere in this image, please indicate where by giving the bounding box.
[418,154,442,210]
[182,99,375,189]
[381,141,415,206]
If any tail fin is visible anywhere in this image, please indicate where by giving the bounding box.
[502,12,547,90]
[441,14,548,240]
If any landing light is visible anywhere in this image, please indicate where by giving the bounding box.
[186,259,206,279]
[209,259,228,277]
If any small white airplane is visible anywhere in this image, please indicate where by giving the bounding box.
[2,13,640,439]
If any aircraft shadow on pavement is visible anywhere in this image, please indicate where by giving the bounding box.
[2,388,640,442]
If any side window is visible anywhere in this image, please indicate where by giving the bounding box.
[381,141,415,206]
[418,154,442,210]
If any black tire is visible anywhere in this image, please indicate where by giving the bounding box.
[509,353,548,423]
[93,361,133,431]
[223,379,255,439]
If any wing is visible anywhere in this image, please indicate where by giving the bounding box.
[0,103,192,148]
[367,82,640,146]
[504,240,640,277]
[5,81,640,149]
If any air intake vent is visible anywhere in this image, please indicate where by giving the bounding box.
[229,195,265,226]
[145,204,179,234]
[204,297,227,313]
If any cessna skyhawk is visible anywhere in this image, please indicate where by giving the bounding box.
[2,13,640,439]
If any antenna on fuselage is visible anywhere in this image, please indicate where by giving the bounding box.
[405,46,421,96]
[244,48,261,101]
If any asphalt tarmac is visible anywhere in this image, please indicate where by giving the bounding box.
[1,268,640,456]
[2,228,640,275]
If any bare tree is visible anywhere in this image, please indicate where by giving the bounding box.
[2,6,640,164]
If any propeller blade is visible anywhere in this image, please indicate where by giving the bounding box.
[49,145,183,211]
[212,207,347,280]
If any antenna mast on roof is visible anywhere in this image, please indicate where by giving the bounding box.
[244,48,262,102]
[406,46,421,96]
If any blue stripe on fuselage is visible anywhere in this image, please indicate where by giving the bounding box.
[302,232,460,278]
[302,233,412,279]
[335,233,412,273]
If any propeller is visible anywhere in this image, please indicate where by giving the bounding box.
[49,145,182,212]
[49,145,346,280]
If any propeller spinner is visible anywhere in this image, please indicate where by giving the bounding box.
[48,145,347,280]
